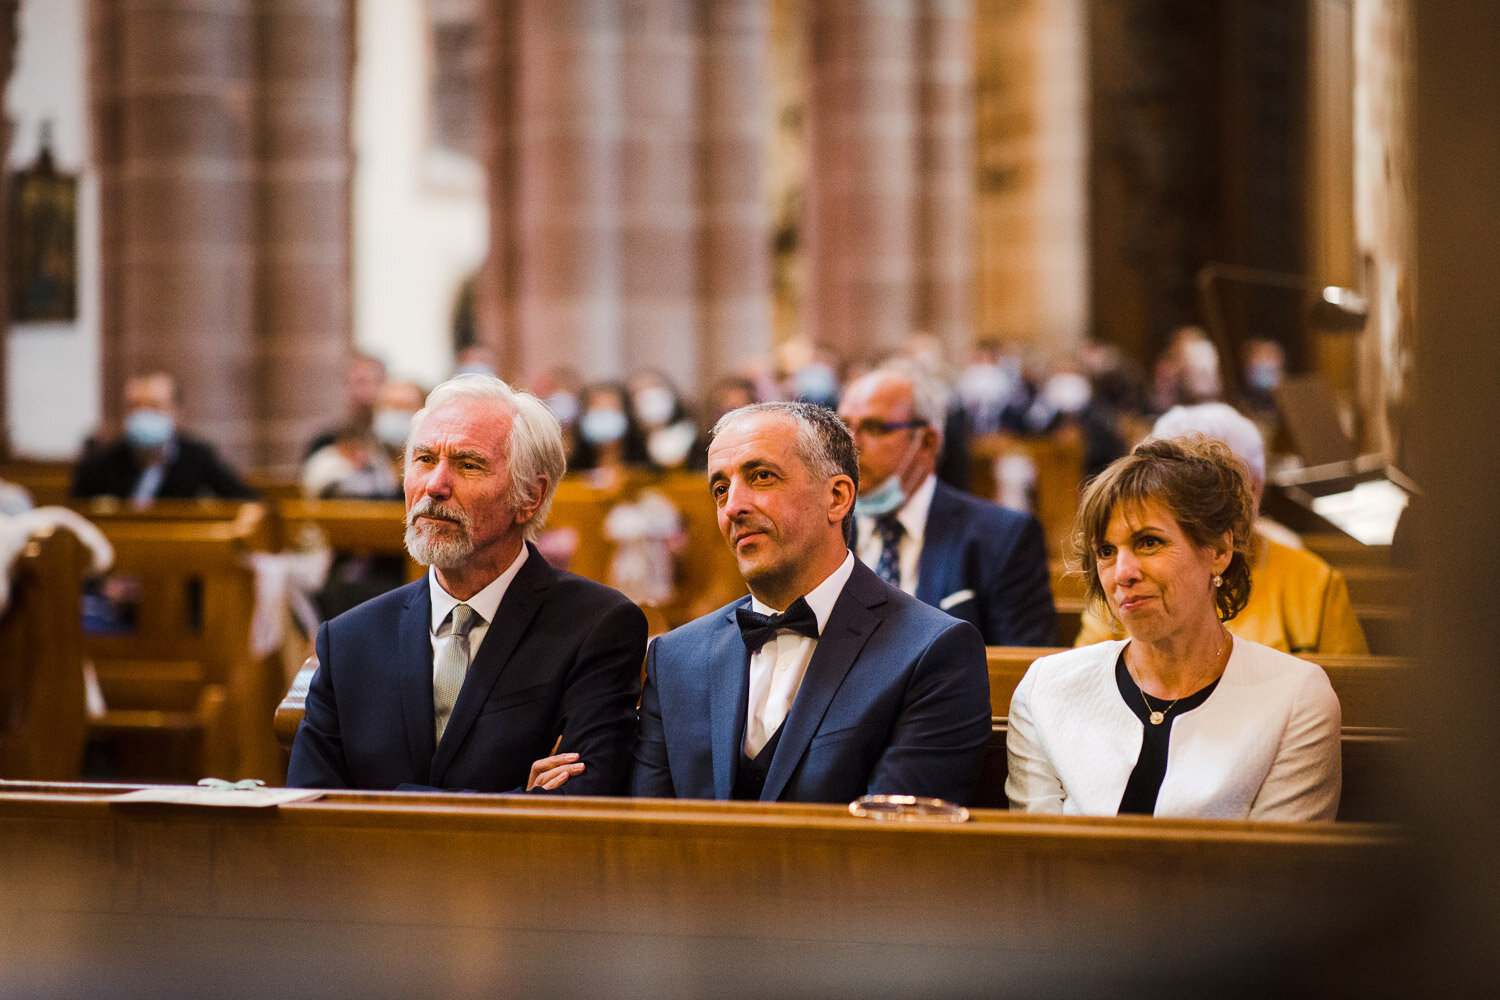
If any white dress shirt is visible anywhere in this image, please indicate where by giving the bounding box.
[854,473,936,594]
[743,551,856,758]
[426,545,529,683]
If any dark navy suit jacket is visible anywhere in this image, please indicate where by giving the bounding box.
[287,543,647,794]
[630,558,991,805]
[904,480,1058,647]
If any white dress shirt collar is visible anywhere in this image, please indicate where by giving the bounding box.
[749,549,857,632]
[427,544,528,635]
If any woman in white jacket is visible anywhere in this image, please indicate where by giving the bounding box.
[1006,434,1341,820]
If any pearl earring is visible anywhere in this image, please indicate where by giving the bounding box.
[1213,573,1223,589]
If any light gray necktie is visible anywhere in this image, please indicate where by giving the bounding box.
[433,603,479,745]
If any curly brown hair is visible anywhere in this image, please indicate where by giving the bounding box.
[1073,434,1254,627]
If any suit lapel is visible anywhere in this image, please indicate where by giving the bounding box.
[430,544,551,784]
[708,600,753,800]
[761,562,885,801]
[397,577,437,778]
[915,483,960,606]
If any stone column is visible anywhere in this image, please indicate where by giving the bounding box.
[90,0,260,464]
[915,0,974,360]
[806,1,919,360]
[513,0,625,380]
[253,0,352,473]
[700,0,772,383]
[618,0,701,387]
[477,1,520,378]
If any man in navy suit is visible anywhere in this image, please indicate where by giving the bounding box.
[287,374,647,794]
[838,363,1058,647]
[624,401,990,804]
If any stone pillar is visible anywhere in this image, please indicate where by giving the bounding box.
[915,0,974,360]
[618,0,700,387]
[0,0,18,459]
[253,0,352,473]
[477,1,520,378]
[973,0,1089,352]
[806,2,919,360]
[513,0,625,380]
[90,0,260,464]
[700,0,772,383]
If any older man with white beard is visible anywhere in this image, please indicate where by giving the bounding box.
[287,375,647,793]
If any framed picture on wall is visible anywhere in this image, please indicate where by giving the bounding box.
[8,134,77,323]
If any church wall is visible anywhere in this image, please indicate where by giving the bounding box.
[353,0,486,389]
[5,0,98,459]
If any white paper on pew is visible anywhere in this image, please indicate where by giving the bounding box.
[111,786,324,808]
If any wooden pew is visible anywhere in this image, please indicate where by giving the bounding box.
[978,647,1408,821]
[0,458,75,508]
[274,656,316,750]
[546,471,744,628]
[968,429,1085,560]
[74,500,284,783]
[0,781,1408,997]
[0,527,89,779]
[273,497,421,582]
[1302,531,1393,568]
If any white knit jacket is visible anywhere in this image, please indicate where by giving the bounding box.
[1005,635,1342,820]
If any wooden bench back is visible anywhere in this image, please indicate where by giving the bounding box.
[273,497,420,582]
[75,500,282,783]
[968,430,1085,559]
[0,526,89,779]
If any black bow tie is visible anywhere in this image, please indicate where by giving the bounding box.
[736,597,820,652]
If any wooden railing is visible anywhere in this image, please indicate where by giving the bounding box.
[0,781,1408,997]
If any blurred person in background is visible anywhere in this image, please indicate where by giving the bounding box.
[71,371,255,502]
[305,353,386,459]
[839,361,1057,646]
[627,369,703,472]
[571,382,649,488]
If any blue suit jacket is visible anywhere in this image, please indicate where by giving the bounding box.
[907,480,1058,646]
[287,543,647,794]
[630,558,991,804]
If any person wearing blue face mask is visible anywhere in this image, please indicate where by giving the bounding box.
[70,371,255,502]
[838,361,1058,647]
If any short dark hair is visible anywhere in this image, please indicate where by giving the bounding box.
[711,401,859,536]
[1074,433,1254,626]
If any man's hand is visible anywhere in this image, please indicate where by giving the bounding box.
[527,752,584,791]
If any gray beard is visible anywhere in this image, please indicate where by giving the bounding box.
[404,502,475,569]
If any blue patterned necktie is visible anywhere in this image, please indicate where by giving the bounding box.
[873,515,904,587]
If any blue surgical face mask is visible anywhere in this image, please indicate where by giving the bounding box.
[545,391,580,427]
[632,386,676,427]
[854,474,907,518]
[124,409,175,449]
[792,364,839,407]
[372,408,414,450]
[579,407,628,446]
[1246,360,1281,393]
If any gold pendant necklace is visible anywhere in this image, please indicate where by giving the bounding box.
[1136,626,1227,726]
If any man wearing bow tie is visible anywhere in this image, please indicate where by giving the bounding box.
[624,401,991,804]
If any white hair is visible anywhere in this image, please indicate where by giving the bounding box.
[408,373,566,540]
[1152,403,1265,491]
[864,359,950,445]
